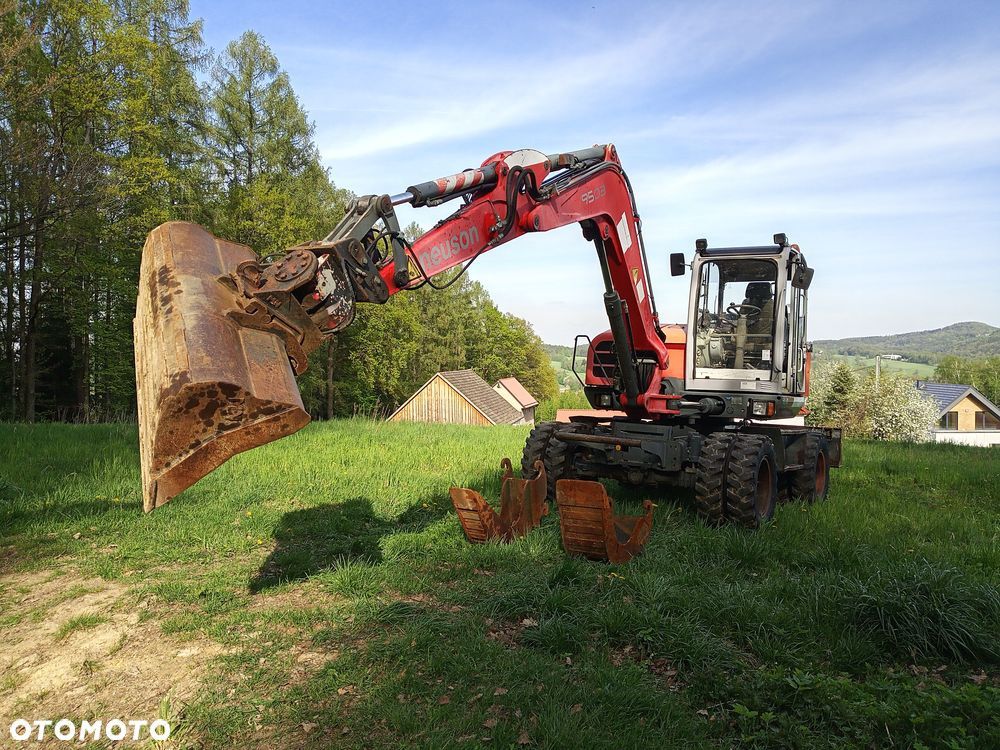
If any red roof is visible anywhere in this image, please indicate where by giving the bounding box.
[495,377,538,408]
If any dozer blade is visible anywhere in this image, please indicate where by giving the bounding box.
[134,222,310,512]
[450,459,549,543]
[555,479,654,563]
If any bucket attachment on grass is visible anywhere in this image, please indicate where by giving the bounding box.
[450,459,549,543]
[555,479,655,563]
[134,222,313,512]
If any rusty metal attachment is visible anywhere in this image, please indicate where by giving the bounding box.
[450,459,549,543]
[134,217,397,511]
[555,479,655,563]
[134,222,314,512]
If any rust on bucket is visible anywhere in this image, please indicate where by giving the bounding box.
[134,222,310,511]
[450,459,549,543]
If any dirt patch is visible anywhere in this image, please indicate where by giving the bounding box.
[248,579,343,612]
[483,617,528,649]
[0,567,224,730]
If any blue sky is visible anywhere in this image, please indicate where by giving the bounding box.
[190,0,1000,344]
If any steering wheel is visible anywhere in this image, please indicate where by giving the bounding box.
[702,310,734,332]
[727,302,762,318]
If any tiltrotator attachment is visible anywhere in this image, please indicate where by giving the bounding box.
[450,459,549,543]
[555,479,654,563]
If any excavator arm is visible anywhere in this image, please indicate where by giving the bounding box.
[135,144,677,510]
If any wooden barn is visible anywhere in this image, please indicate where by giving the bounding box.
[387,369,524,426]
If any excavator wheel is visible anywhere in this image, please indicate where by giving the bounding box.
[695,432,737,526]
[724,434,778,528]
[543,423,590,499]
[521,421,560,484]
[790,433,830,503]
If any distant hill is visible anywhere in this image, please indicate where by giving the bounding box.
[543,343,583,391]
[814,322,1000,364]
[547,322,998,385]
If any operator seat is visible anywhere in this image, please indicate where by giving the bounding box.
[742,282,774,362]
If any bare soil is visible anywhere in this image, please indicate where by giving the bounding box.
[0,568,224,737]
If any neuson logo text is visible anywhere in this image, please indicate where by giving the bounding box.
[9,718,171,742]
[419,225,480,270]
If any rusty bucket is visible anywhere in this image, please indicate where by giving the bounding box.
[555,479,654,563]
[450,459,549,543]
[134,222,310,512]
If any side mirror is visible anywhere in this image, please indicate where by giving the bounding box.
[791,264,814,290]
[669,252,686,276]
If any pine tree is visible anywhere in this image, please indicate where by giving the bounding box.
[0,13,557,423]
[206,30,345,255]
[823,363,856,418]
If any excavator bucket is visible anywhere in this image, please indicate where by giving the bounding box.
[450,459,549,543]
[134,222,310,512]
[555,479,655,563]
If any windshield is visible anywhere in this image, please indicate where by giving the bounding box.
[693,259,777,377]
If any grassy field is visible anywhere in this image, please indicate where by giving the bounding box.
[0,421,998,748]
[814,354,937,379]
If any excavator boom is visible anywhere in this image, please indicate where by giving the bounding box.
[135,144,672,510]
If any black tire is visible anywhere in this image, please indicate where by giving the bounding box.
[695,432,737,526]
[543,422,590,498]
[790,433,830,503]
[725,434,778,528]
[521,421,560,480]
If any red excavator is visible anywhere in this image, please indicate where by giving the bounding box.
[135,144,840,559]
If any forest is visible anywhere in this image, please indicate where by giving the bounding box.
[0,0,556,422]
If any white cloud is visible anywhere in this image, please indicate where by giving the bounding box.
[631,52,1000,212]
[300,2,828,163]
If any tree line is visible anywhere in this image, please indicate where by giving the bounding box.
[934,356,1000,406]
[0,0,556,422]
[315,256,557,419]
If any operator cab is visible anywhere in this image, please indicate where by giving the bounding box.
[693,259,777,376]
[675,234,812,416]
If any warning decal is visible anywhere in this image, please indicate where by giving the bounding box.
[617,212,632,253]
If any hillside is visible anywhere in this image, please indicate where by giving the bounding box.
[814,321,1000,364]
[543,343,583,391]
[548,322,999,382]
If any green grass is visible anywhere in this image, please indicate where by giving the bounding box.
[54,613,110,640]
[1,420,998,748]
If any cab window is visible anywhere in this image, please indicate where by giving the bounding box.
[693,259,777,376]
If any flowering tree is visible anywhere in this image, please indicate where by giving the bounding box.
[806,362,939,441]
[856,372,940,441]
